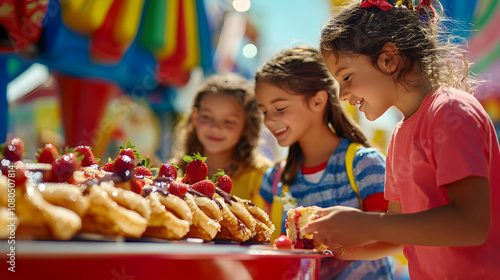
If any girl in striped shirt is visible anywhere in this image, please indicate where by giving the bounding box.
[255,46,394,280]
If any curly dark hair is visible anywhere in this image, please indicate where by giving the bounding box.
[171,73,262,177]
[255,45,370,185]
[320,1,479,93]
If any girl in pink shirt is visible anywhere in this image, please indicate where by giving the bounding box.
[302,0,500,279]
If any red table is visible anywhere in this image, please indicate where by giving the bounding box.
[1,239,331,280]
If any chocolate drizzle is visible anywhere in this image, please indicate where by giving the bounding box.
[81,175,127,195]
[153,176,174,189]
[244,201,257,207]
[142,186,170,198]
[188,188,208,198]
[215,187,237,206]
[188,188,223,210]
[82,185,93,195]
[237,218,247,231]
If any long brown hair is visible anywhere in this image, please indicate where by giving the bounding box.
[171,73,262,177]
[320,1,480,93]
[255,46,370,185]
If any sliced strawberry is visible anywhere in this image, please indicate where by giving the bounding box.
[131,177,146,195]
[135,166,152,177]
[75,145,98,167]
[47,153,81,183]
[190,179,215,198]
[168,181,188,198]
[113,154,135,179]
[158,163,178,178]
[36,143,60,164]
[182,153,207,184]
[213,170,232,194]
[3,137,24,162]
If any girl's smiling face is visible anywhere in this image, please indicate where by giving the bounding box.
[323,52,398,121]
[193,94,246,155]
[255,82,316,147]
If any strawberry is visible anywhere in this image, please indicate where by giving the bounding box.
[36,143,60,164]
[213,169,232,194]
[118,141,141,162]
[168,181,188,198]
[158,163,178,178]
[75,145,99,167]
[10,161,28,186]
[272,234,293,250]
[113,154,135,179]
[3,137,23,162]
[101,159,114,172]
[135,166,152,177]
[135,156,153,177]
[47,153,81,183]
[131,177,146,195]
[182,153,207,184]
[119,148,136,161]
[190,179,215,198]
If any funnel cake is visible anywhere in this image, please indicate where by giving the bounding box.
[81,180,151,238]
[142,187,193,240]
[183,190,222,241]
[238,198,275,242]
[213,188,257,242]
[213,195,252,242]
[39,182,90,218]
[15,183,82,240]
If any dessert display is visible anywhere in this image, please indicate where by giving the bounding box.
[286,206,328,251]
[0,137,275,244]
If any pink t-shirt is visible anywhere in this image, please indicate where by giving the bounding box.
[385,86,500,279]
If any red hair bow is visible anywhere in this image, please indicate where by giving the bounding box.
[360,0,393,11]
[416,0,436,22]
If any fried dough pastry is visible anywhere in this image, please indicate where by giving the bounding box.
[15,183,82,240]
[81,181,150,238]
[238,198,275,242]
[39,182,89,217]
[142,187,193,240]
[213,188,257,239]
[213,194,252,242]
[183,191,221,241]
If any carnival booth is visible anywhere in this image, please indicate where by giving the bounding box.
[0,1,332,279]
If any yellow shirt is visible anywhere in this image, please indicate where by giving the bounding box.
[230,155,272,209]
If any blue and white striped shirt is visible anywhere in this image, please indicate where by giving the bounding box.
[260,137,394,280]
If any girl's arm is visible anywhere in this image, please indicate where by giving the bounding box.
[335,201,403,260]
[303,176,490,248]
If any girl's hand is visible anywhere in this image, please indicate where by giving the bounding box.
[301,206,374,248]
